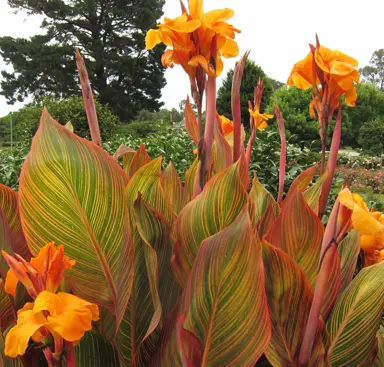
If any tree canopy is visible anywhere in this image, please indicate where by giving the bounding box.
[0,0,166,122]
[360,49,384,91]
[216,59,283,125]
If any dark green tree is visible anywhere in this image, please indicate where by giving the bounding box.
[360,49,384,90]
[216,59,282,125]
[0,0,166,122]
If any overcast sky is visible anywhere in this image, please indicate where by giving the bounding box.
[0,0,383,116]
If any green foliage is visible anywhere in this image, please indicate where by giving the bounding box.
[217,59,282,124]
[360,49,384,90]
[358,117,384,155]
[267,86,319,146]
[0,0,166,121]
[343,83,384,146]
[135,108,183,124]
[0,97,118,144]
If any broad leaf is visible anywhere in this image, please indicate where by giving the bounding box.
[74,331,119,366]
[19,109,133,314]
[374,332,384,367]
[161,162,188,215]
[303,170,328,215]
[184,157,199,199]
[262,241,316,366]
[0,282,14,333]
[180,208,271,366]
[284,164,318,203]
[249,175,279,238]
[128,144,151,179]
[173,161,248,286]
[327,263,384,366]
[212,121,232,173]
[0,184,30,260]
[113,144,136,175]
[116,200,161,366]
[338,230,360,293]
[267,190,324,286]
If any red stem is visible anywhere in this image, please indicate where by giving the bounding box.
[298,200,340,365]
[65,341,77,367]
[75,49,101,146]
[275,105,287,204]
[318,107,342,218]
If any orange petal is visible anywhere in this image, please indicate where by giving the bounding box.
[188,55,215,75]
[188,0,204,20]
[333,49,358,67]
[145,29,162,50]
[360,235,379,252]
[4,269,19,296]
[345,87,357,107]
[216,56,224,76]
[351,205,384,238]
[4,309,47,358]
[34,291,99,342]
[219,38,239,58]
[205,8,234,24]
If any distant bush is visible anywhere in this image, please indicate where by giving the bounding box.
[358,117,384,156]
[116,121,164,138]
[0,96,119,144]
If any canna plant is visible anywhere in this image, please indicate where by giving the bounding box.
[1,0,384,366]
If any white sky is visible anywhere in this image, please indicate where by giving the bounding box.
[0,0,383,116]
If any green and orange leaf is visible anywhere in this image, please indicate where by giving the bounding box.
[266,189,324,286]
[0,185,30,260]
[184,96,199,144]
[327,263,384,366]
[113,144,136,175]
[173,161,248,287]
[180,208,271,366]
[303,170,328,215]
[128,144,152,179]
[19,109,133,314]
[249,175,279,238]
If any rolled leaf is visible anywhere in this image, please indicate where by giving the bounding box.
[267,189,324,286]
[19,109,133,313]
[74,331,119,367]
[0,184,30,260]
[212,119,232,174]
[128,144,152,179]
[185,96,199,144]
[161,162,188,215]
[113,144,136,175]
[249,175,279,238]
[181,208,271,366]
[337,230,360,294]
[327,263,384,366]
[262,241,327,366]
[173,161,248,286]
[185,157,199,199]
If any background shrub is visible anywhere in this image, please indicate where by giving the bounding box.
[358,116,384,156]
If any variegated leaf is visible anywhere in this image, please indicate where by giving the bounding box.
[173,161,248,287]
[327,263,384,366]
[303,170,328,215]
[19,109,133,316]
[128,144,151,179]
[266,189,324,286]
[180,208,271,366]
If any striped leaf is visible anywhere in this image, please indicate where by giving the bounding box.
[262,241,316,366]
[338,230,360,294]
[113,144,136,175]
[0,185,30,260]
[212,122,232,173]
[322,250,341,321]
[284,164,318,203]
[303,170,328,215]
[74,331,119,366]
[173,161,248,287]
[19,109,133,314]
[161,162,188,215]
[184,96,199,144]
[266,189,324,286]
[128,144,151,179]
[97,308,117,343]
[180,208,271,366]
[185,157,199,199]
[125,158,174,229]
[249,175,279,238]
[134,197,180,318]
[116,199,161,366]
[64,121,74,133]
[374,332,384,367]
[0,281,15,334]
[327,263,384,366]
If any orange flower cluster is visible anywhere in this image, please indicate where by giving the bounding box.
[146,0,240,77]
[2,243,99,360]
[287,37,359,117]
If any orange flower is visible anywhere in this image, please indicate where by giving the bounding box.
[146,0,240,77]
[338,188,384,258]
[2,242,75,297]
[218,115,234,136]
[287,39,359,110]
[248,106,273,130]
[5,291,99,358]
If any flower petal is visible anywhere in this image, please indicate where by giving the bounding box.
[4,269,19,296]
[351,205,384,238]
[5,310,47,358]
[219,38,239,58]
[205,8,234,24]
[145,29,162,50]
